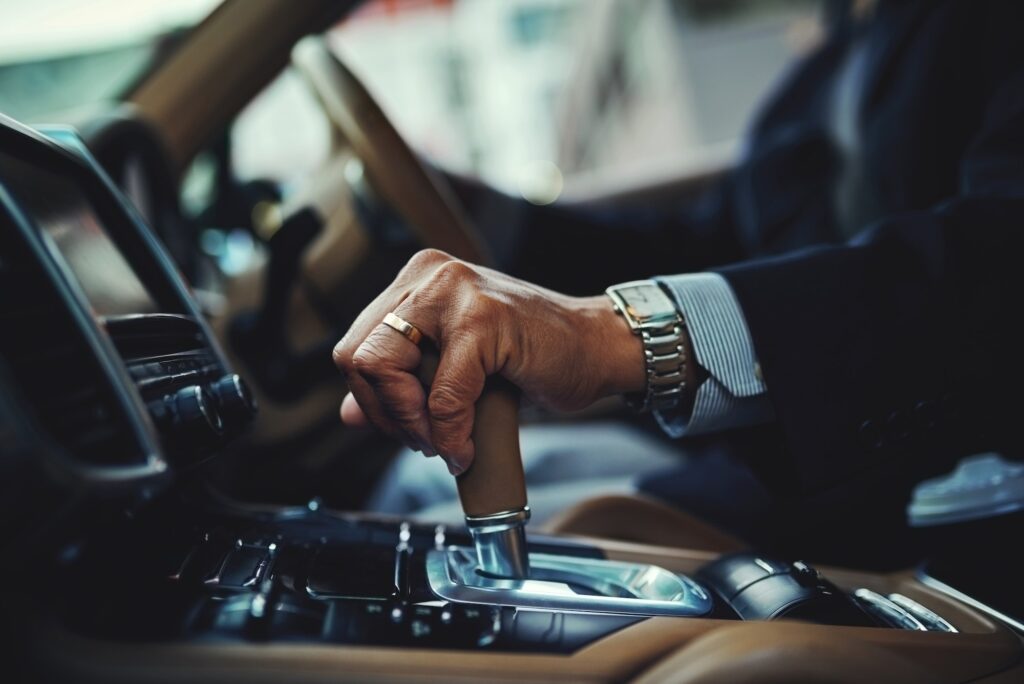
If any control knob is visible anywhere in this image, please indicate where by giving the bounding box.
[209,373,258,426]
[149,385,224,443]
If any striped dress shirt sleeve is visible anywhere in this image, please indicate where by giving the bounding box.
[653,273,775,437]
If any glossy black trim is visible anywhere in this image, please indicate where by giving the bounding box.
[0,177,166,483]
[0,113,228,483]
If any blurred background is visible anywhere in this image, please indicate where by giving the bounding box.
[0,0,824,512]
[0,0,820,215]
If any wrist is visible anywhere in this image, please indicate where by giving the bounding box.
[600,281,701,412]
[574,295,648,398]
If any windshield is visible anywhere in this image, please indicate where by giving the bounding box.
[0,0,222,122]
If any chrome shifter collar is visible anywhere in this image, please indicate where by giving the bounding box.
[464,507,531,532]
[465,507,531,579]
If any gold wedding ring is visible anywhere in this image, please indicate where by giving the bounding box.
[383,312,423,345]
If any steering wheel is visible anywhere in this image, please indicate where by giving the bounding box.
[218,35,498,441]
[289,36,493,272]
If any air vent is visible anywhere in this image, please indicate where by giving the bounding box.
[103,313,207,361]
[0,225,148,468]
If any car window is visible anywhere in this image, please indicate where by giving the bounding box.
[227,0,819,207]
[199,0,820,283]
[203,0,822,275]
[228,67,334,194]
[0,0,222,122]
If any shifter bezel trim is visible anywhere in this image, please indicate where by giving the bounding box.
[427,546,713,617]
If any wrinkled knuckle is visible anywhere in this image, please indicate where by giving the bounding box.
[432,259,476,286]
[350,350,373,374]
[434,436,463,459]
[332,345,353,372]
[431,425,465,459]
[390,402,423,426]
[351,340,385,374]
[428,387,464,425]
[385,385,425,423]
[409,248,449,269]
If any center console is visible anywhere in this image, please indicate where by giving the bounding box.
[28,498,974,646]
[32,496,1023,683]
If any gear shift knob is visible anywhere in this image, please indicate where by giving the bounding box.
[419,351,530,578]
[456,377,530,578]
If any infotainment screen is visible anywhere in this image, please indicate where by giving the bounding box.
[0,150,157,316]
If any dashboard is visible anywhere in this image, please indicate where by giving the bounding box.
[0,114,255,486]
[0,145,157,316]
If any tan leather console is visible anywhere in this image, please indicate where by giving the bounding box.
[542,493,747,554]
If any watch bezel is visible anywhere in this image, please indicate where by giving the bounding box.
[606,281,679,332]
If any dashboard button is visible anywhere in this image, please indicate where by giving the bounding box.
[887,593,957,632]
[306,546,402,600]
[854,588,927,630]
[206,544,270,588]
[791,560,820,587]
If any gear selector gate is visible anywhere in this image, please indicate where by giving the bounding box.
[419,351,714,617]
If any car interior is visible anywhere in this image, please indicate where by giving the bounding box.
[2,1,1023,681]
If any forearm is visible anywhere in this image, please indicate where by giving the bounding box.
[442,168,744,295]
[718,196,1024,494]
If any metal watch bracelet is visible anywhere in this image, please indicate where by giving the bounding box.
[630,318,688,412]
[605,281,688,413]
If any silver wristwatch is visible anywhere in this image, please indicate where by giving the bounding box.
[605,280,688,412]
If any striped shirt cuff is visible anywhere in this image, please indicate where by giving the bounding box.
[653,273,774,437]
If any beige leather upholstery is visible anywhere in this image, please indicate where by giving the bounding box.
[542,494,746,553]
[633,622,934,684]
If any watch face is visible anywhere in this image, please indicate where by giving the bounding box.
[617,284,676,323]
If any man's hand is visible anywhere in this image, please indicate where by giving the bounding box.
[332,249,649,474]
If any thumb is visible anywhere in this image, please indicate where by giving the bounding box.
[340,392,369,426]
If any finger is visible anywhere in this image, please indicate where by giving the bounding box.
[333,287,407,370]
[351,322,435,453]
[343,371,402,438]
[331,249,451,372]
[425,339,486,475]
[340,392,368,427]
[333,288,422,444]
[347,367,430,453]
[332,252,452,439]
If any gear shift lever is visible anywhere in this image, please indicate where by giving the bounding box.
[419,353,713,616]
[455,377,530,578]
[419,352,530,579]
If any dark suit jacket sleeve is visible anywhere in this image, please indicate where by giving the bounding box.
[715,66,1024,495]
[442,169,746,296]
